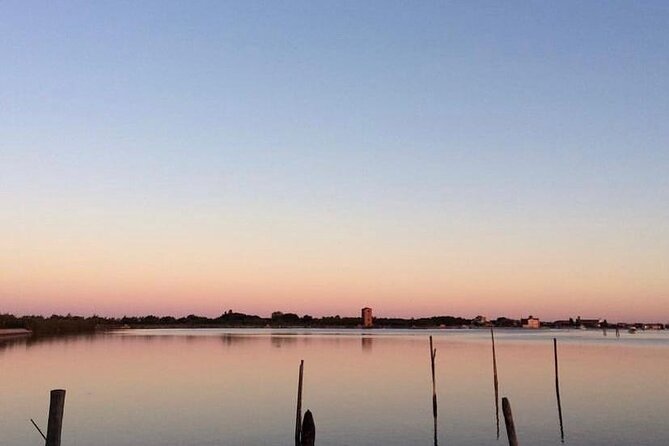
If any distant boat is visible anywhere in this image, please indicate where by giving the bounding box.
[628,327,637,334]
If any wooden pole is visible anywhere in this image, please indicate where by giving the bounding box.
[429,336,438,446]
[30,419,46,441]
[501,397,518,446]
[491,327,500,439]
[295,360,305,446]
[45,389,66,446]
[300,410,315,446]
[554,338,565,443]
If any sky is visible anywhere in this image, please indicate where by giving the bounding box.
[1,1,668,321]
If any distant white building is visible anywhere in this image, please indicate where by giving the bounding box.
[361,307,373,328]
[522,315,540,329]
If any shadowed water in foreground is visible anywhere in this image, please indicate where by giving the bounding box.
[1,329,668,445]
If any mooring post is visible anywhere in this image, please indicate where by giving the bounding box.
[300,409,315,446]
[501,397,518,446]
[46,389,66,446]
[295,360,305,446]
[554,338,565,442]
[491,327,500,439]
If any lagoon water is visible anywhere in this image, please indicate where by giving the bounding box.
[1,328,668,445]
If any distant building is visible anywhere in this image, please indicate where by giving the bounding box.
[553,320,572,328]
[576,317,602,329]
[361,307,373,328]
[521,315,540,329]
[644,323,665,330]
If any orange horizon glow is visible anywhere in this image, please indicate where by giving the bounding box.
[3,203,666,322]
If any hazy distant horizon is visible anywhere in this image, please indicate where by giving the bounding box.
[2,2,667,322]
[4,306,666,324]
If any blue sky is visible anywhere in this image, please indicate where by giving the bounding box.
[1,1,668,319]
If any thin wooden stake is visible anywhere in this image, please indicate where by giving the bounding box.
[46,389,66,446]
[554,338,565,442]
[501,397,518,446]
[30,418,47,441]
[295,360,305,446]
[491,327,500,439]
[300,409,315,446]
[429,335,438,446]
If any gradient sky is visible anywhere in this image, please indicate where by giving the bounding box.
[1,1,668,321]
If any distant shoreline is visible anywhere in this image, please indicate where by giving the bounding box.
[0,328,32,337]
[115,324,665,331]
[2,313,666,337]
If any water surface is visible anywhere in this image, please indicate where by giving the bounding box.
[1,328,668,445]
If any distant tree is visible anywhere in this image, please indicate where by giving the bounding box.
[142,315,160,325]
[494,317,518,327]
[276,313,300,325]
[184,314,208,325]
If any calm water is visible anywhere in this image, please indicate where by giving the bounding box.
[1,328,668,445]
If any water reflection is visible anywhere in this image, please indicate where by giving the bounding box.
[271,335,298,348]
[0,332,100,354]
[361,336,373,353]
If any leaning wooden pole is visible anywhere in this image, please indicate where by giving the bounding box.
[554,338,565,442]
[295,360,305,446]
[45,389,66,446]
[429,336,438,446]
[501,397,518,446]
[491,327,500,439]
[30,419,46,441]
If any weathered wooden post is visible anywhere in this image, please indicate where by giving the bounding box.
[300,410,315,446]
[491,327,500,439]
[554,338,565,442]
[46,389,66,446]
[501,397,518,446]
[295,360,305,446]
